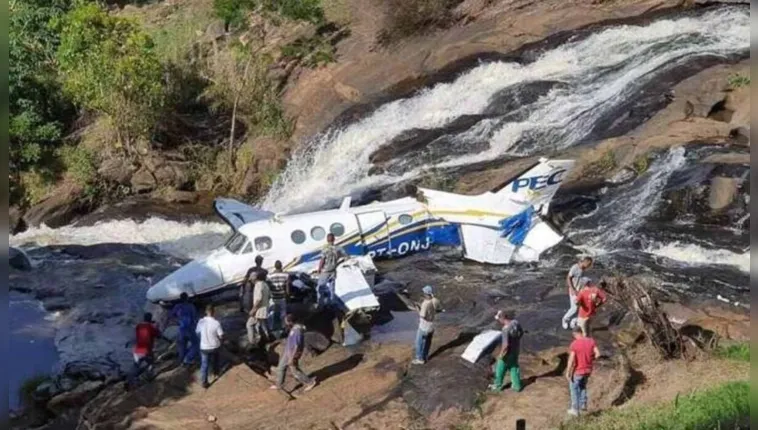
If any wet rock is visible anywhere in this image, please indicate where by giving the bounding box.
[23,185,85,228]
[10,247,33,271]
[47,380,104,415]
[708,176,739,210]
[729,126,749,145]
[155,189,200,204]
[98,158,134,185]
[483,80,565,118]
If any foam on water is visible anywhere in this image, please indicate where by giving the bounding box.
[10,218,231,260]
[646,242,749,273]
[263,7,749,213]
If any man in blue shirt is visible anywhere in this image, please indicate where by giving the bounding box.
[270,314,317,392]
[171,293,199,366]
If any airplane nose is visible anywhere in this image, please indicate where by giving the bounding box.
[146,258,224,303]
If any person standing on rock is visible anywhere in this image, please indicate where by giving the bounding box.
[247,270,271,348]
[562,257,593,330]
[565,325,600,416]
[412,285,441,365]
[317,233,347,307]
[573,280,607,337]
[240,255,268,313]
[489,310,524,392]
[270,314,317,393]
[171,293,199,366]
[196,304,224,389]
[267,260,291,338]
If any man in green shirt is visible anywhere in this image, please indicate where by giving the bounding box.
[317,233,347,306]
[489,310,524,392]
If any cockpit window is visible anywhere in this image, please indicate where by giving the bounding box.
[254,236,273,252]
[224,233,247,254]
[291,230,306,244]
[311,226,326,241]
[242,242,253,254]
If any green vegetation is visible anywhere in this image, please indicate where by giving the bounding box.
[213,0,324,27]
[631,153,649,174]
[585,149,617,175]
[715,342,749,362]
[378,0,459,45]
[727,73,750,89]
[562,381,749,430]
[57,2,166,154]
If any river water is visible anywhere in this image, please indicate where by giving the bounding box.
[8,5,750,412]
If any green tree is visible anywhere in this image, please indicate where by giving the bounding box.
[10,0,73,204]
[56,2,165,154]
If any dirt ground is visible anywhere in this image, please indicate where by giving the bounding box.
[77,326,748,430]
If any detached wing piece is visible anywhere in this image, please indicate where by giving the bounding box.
[214,198,274,231]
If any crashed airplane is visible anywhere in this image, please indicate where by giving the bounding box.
[146,158,574,304]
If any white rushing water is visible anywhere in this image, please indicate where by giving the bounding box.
[646,242,750,273]
[262,7,749,213]
[10,218,230,260]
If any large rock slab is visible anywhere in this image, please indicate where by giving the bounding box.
[23,185,85,228]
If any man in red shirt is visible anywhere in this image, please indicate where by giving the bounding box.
[127,313,165,389]
[565,325,600,416]
[573,281,607,336]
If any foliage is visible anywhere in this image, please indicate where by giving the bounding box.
[213,0,254,30]
[727,73,750,89]
[419,169,456,191]
[280,35,336,67]
[10,0,73,205]
[146,0,217,68]
[264,0,323,23]
[378,0,459,46]
[562,381,749,430]
[58,145,97,186]
[202,42,291,140]
[56,2,166,152]
[321,0,350,26]
[715,343,749,362]
[19,170,56,205]
[631,153,649,174]
[586,149,617,175]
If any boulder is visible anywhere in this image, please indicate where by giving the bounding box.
[156,189,200,204]
[152,163,191,189]
[10,247,32,271]
[23,185,84,228]
[130,168,156,194]
[708,176,740,210]
[9,205,25,234]
[46,380,104,415]
[97,158,134,185]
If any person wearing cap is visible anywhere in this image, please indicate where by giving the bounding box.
[489,310,524,392]
[573,280,607,336]
[412,285,441,365]
[565,325,601,416]
[562,257,593,330]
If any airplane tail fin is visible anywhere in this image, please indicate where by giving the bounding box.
[490,158,575,213]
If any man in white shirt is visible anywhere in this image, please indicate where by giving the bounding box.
[247,270,271,348]
[196,304,224,389]
[412,285,441,365]
[562,257,593,330]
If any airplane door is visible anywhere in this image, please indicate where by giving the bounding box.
[356,211,392,258]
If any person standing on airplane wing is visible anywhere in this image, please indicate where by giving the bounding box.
[317,233,347,307]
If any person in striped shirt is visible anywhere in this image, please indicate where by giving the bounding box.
[267,260,291,337]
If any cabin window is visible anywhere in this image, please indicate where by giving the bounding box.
[254,236,273,252]
[224,233,247,254]
[311,226,326,241]
[242,242,253,254]
[291,230,306,244]
[398,214,413,225]
[330,222,345,237]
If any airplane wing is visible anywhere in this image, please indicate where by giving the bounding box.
[213,198,274,231]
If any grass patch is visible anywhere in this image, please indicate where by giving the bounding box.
[631,153,650,174]
[378,0,460,46]
[562,381,749,430]
[585,149,617,175]
[715,343,749,362]
[727,73,750,89]
[281,34,336,67]
[418,168,457,191]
